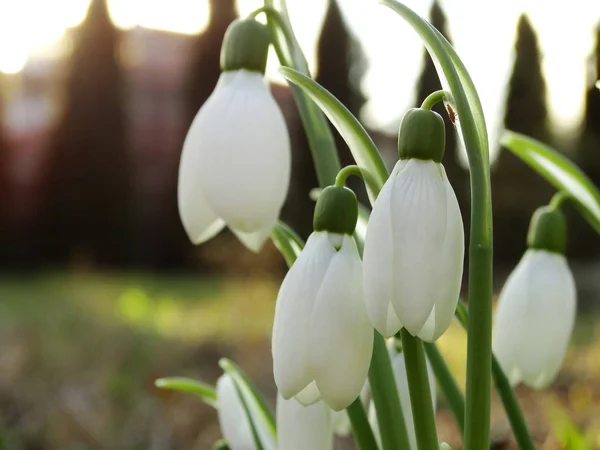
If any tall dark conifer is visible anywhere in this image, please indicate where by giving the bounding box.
[492,14,553,263]
[185,0,237,121]
[39,0,132,266]
[0,76,9,266]
[313,0,367,205]
[414,0,467,221]
[571,23,600,259]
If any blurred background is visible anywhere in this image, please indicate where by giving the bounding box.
[0,0,599,448]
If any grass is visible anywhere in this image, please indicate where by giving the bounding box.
[0,272,599,449]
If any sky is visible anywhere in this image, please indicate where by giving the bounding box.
[0,0,598,151]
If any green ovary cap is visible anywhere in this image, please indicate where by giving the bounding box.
[313,186,358,235]
[220,19,271,73]
[398,108,445,162]
[527,206,567,254]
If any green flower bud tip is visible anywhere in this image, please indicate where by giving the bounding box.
[527,206,567,254]
[398,108,445,163]
[220,19,271,74]
[313,186,358,236]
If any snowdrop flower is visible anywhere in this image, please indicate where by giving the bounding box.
[369,341,437,450]
[277,396,333,450]
[363,108,464,341]
[272,186,374,411]
[493,206,576,389]
[215,374,275,450]
[178,19,291,252]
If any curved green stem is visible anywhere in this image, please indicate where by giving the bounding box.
[550,191,570,210]
[346,398,379,450]
[423,343,465,435]
[335,165,364,187]
[263,0,341,186]
[421,90,447,110]
[455,302,535,450]
[400,329,438,450]
[369,333,411,450]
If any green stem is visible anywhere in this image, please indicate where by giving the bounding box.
[423,343,465,435]
[400,329,438,450]
[335,165,381,195]
[421,90,446,110]
[491,356,536,450]
[335,165,364,187]
[346,398,379,450]
[263,0,341,186]
[369,332,411,450]
[549,191,569,210]
[456,303,535,450]
[464,164,493,449]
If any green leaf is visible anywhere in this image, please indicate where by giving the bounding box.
[278,67,389,203]
[501,131,600,234]
[381,0,489,169]
[219,358,277,445]
[155,377,217,407]
[272,222,303,266]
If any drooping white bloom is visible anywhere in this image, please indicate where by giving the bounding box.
[276,396,333,450]
[369,346,437,450]
[215,374,275,450]
[272,231,374,411]
[178,69,291,252]
[362,159,464,341]
[493,249,576,389]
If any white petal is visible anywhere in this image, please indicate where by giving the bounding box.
[276,396,333,450]
[193,71,291,240]
[493,250,576,389]
[388,159,448,336]
[232,223,275,253]
[295,381,322,406]
[362,169,403,337]
[331,409,352,436]
[177,111,225,244]
[216,374,255,450]
[309,235,374,411]
[272,232,336,400]
[418,171,465,342]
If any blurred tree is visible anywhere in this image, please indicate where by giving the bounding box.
[38,0,132,267]
[155,0,239,269]
[492,14,554,263]
[414,0,468,224]
[185,0,238,120]
[0,76,9,265]
[287,0,368,231]
[571,23,600,258]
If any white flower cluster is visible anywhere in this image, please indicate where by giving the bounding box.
[178,19,576,448]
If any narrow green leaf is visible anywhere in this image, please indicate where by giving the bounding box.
[272,222,303,266]
[279,67,389,203]
[219,359,277,442]
[501,131,600,234]
[155,377,217,407]
[381,0,489,167]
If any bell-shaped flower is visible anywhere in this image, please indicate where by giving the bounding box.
[272,186,374,411]
[363,108,464,341]
[369,342,437,450]
[493,206,576,389]
[215,374,275,450]
[178,19,291,252]
[276,396,333,450]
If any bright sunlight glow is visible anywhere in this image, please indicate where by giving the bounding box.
[0,0,597,144]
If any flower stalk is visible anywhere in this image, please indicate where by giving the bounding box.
[400,329,439,450]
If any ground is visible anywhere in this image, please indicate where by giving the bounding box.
[0,272,598,449]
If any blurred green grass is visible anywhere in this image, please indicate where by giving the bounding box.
[0,272,598,449]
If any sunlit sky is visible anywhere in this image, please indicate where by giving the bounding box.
[0,0,598,146]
